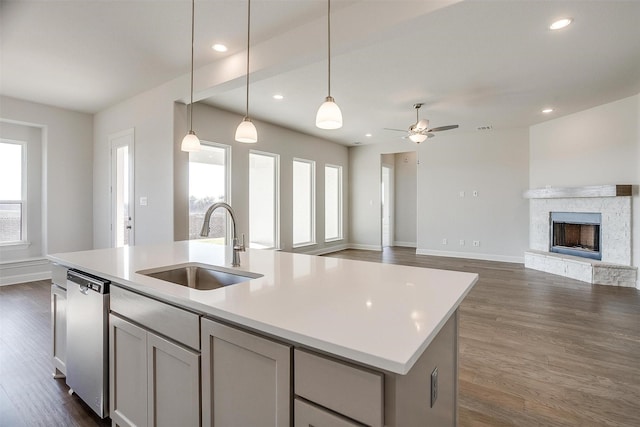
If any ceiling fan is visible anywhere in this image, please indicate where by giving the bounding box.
[384,103,459,143]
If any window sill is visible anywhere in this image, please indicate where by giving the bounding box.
[324,237,344,243]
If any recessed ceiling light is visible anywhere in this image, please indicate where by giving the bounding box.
[272,94,284,100]
[549,18,573,30]
[542,108,554,114]
[365,133,372,137]
[212,44,228,52]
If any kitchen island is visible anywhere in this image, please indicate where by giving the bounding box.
[49,240,478,426]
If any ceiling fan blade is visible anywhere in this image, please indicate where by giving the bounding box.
[427,133,435,138]
[428,124,459,132]
[383,127,408,133]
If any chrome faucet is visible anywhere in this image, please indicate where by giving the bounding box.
[200,202,245,267]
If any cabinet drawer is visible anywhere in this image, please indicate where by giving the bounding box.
[294,398,362,427]
[294,349,383,427]
[110,285,200,350]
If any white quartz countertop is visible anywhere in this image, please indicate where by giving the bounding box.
[49,240,478,374]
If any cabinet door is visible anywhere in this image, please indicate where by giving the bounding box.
[110,314,148,427]
[147,332,200,427]
[294,398,361,427]
[201,318,291,427]
[51,285,67,378]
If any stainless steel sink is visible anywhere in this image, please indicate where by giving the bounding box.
[137,263,262,290]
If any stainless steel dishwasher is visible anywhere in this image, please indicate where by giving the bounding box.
[66,269,110,418]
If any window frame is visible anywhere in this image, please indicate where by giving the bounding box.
[292,158,316,248]
[0,139,28,246]
[324,163,343,242]
[249,150,280,250]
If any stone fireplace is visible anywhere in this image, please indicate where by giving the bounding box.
[524,185,636,287]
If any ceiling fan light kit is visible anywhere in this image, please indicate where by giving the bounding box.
[181,0,201,152]
[316,0,343,130]
[383,103,459,143]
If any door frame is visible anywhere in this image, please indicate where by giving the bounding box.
[109,128,135,248]
[381,163,394,248]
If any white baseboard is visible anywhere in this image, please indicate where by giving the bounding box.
[415,249,524,264]
[348,244,382,251]
[0,258,52,286]
[393,241,417,248]
[298,243,349,256]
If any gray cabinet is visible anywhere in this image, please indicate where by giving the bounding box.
[51,284,67,378]
[109,284,201,427]
[294,398,361,427]
[201,318,291,427]
[51,263,68,378]
[110,314,200,427]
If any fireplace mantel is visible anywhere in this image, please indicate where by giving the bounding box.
[524,184,632,199]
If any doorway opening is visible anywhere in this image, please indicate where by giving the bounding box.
[381,164,393,248]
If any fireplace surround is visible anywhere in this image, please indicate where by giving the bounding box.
[524,185,636,287]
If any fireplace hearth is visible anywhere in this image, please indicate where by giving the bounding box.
[550,212,602,260]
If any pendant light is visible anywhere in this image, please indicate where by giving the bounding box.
[181,0,201,151]
[316,0,342,129]
[235,0,258,143]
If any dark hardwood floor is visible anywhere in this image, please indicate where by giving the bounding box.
[1,247,639,426]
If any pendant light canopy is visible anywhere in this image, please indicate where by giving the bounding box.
[181,0,201,152]
[235,0,257,143]
[316,0,342,129]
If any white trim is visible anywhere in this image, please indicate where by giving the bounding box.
[297,243,349,256]
[348,244,382,251]
[415,248,524,264]
[109,128,135,247]
[293,158,316,247]
[249,150,280,250]
[393,241,417,248]
[324,164,343,241]
[0,257,51,286]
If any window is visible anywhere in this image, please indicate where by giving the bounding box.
[0,141,26,244]
[188,142,230,243]
[249,151,279,249]
[293,158,315,247]
[325,164,342,241]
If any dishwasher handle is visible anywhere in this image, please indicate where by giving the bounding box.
[67,270,110,294]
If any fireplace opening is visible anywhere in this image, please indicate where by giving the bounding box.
[550,212,602,260]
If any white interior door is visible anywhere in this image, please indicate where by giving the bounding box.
[381,165,394,247]
[110,129,135,248]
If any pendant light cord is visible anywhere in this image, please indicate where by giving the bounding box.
[189,0,195,131]
[245,0,251,118]
[327,0,331,97]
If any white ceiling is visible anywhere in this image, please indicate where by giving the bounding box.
[2,0,640,146]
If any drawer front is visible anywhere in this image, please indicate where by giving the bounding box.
[294,398,362,427]
[294,349,383,427]
[110,285,200,350]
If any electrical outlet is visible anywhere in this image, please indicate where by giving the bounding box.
[459,239,465,246]
[442,238,447,245]
[139,196,148,206]
[459,191,465,198]
[473,240,480,247]
[431,367,438,407]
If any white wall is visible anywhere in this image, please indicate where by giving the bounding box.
[349,128,530,261]
[0,96,93,255]
[0,96,93,284]
[394,151,417,247]
[93,79,182,248]
[174,103,349,254]
[530,93,640,287]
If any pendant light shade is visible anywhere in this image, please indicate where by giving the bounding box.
[316,0,342,129]
[235,117,258,143]
[182,131,201,151]
[181,0,201,152]
[316,96,343,129]
[235,0,257,143]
